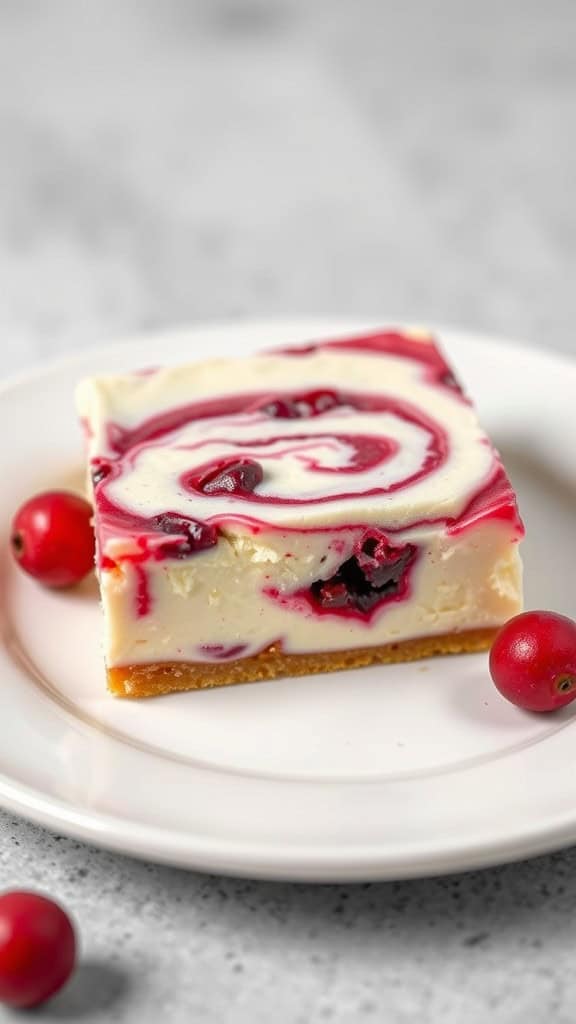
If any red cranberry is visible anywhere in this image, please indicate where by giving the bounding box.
[201,459,263,496]
[11,491,95,588]
[489,610,576,712]
[0,891,76,1008]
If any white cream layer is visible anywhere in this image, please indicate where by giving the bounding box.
[100,521,522,666]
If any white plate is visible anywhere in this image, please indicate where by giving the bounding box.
[0,318,575,881]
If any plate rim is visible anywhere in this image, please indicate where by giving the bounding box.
[3,768,576,882]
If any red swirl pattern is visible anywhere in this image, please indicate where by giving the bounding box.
[86,331,524,624]
[93,332,521,544]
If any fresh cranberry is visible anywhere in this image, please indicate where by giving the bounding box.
[11,491,95,588]
[0,891,76,1008]
[201,459,263,496]
[489,610,576,712]
[152,512,217,558]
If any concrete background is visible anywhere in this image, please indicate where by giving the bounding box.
[1,2,575,1021]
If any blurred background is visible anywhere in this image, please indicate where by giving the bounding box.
[1,0,575,373]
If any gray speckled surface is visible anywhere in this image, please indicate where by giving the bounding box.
[1,2,576,1021]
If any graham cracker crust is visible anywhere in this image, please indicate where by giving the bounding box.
[107,627,497,699]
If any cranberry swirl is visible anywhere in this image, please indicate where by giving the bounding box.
[84,331,521,545]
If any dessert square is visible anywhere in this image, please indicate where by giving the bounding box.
[76,329,524,697]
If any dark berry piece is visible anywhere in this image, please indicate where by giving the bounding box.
[294,390,341,416]
[310,531,416,615]
[440,370,462,391]
[152,512,217,558]
[261,398,300,419]
[201,459,263,496]
[315,581,350,609]
[355,531,415,589]
[90,459,112,486]
[260,390,341,419]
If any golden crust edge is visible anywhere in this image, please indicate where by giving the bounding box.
[107,628,498,699]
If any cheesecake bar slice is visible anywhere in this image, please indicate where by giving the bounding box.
[76,328,524,698]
